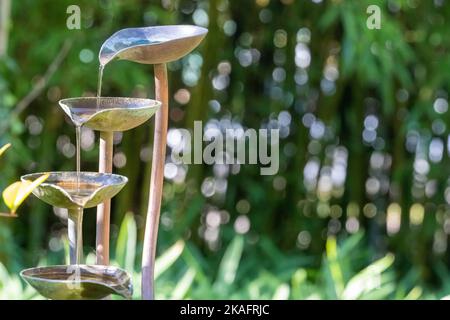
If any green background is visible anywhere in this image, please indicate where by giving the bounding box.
[1,0,450,299]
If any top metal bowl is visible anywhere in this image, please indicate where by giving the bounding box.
[59,97,160,131]
[21,172,128,209]
[99,25,208,65]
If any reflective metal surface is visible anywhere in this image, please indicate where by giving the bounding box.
[20,265,133,300]
[21,172,128,209]
[59,97,160,131]
[99,25,208,65]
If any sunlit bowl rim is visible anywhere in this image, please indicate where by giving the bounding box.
[20,171,128,186]
[59,97,161,109]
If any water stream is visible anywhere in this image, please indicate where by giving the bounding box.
[96,64,104,109]
[74,64,105,194]
[75,125,81,193]
[70,60,107,265]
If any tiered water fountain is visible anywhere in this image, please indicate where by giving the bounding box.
[18,25,207,300]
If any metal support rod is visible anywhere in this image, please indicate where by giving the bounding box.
[142,63,168,300]
[68,207,83,264]
[96,130,113,265]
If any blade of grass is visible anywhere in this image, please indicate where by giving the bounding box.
[171,268,196,299]
[182,242,210,287]
[342,253,394,299]
[215,235,244,287]
[154,240,185,279]
[115,212,137,271]
[326,236,345,298]
[272,283,290,300]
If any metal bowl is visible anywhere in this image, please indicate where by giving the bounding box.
[59,97,160,131]
[20,265,133,300]
[99,25,208,65]
[21,172,128,209]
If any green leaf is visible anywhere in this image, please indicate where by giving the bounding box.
[359,283,396,300]
[291,269,308,299]
[171,268,196,299]
[339,232,364,256]
[404,286,422,300]
[342,254,395,299]
[318,5,340,30]
[116,212,137,271]
[182,243,210,287]
[154,240,185,279]
[215,235,244,286]
[272,283,290,300]
[325,236,345,298]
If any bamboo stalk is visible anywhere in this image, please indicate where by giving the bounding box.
[96,131,114,265]
[142,63,168,300]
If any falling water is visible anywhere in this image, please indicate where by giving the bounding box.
[96,64,104,109]
[75,125,81,193]
[73,65,104,193]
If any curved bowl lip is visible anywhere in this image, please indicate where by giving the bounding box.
[20,264,132,285]
[20,171,128,187]
[58,96,161,110]
[99,25,208,64]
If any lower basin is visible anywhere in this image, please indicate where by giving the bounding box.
[20,265,133,300]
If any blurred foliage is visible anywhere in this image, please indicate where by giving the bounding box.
[2,214,450,300]
[1,0,450,299]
